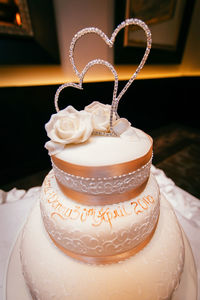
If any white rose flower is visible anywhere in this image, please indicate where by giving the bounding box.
[45,106,93,155]
[84,101,114,132]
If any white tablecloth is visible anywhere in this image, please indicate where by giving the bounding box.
[0,166,199,300]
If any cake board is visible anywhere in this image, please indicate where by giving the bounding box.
[4,225,197,300]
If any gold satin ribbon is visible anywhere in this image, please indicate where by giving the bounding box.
[52,139,153,178]
[49,219,157,264]
[56,179,148,205]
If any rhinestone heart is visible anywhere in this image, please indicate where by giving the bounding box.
[54,18,152,136]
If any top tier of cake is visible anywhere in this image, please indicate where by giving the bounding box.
[54,127,152,166]
[50,126,153,206]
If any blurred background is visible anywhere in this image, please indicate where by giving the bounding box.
[0,0,199,198]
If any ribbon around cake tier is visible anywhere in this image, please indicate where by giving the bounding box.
[51,142,153,205]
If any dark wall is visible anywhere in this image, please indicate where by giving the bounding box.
[0,77,199,187]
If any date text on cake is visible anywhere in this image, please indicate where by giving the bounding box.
[43,175,155,228]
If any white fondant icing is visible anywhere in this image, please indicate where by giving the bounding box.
[20,195,184,300]
[55,127,152,166]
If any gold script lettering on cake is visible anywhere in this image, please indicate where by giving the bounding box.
[43,175,155,228]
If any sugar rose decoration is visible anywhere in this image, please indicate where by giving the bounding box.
[45,106,93,155]
[84,102,132,136]
[45,101,133,155]
[84,101,114,132]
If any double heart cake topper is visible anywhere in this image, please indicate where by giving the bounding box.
[54,18,152,136]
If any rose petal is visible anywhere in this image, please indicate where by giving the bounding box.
[120,127,140,141]
[85,101,107,112]
[112,118,130,136]
[44,140,65,156]
[64,105,79,114]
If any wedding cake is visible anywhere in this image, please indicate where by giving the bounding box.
[19,19,196,300]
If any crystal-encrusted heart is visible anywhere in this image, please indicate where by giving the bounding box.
[69,19,152,106]
[54,59,119,135]
[55,19,152,135]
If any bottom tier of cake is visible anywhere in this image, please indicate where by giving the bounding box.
[12,194,196,300]
[5,194,197,300]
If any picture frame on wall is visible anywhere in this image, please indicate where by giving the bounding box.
[114,0,196,64]
[0,0,33,37]
[0,0,60,65]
